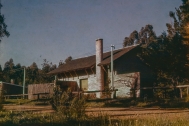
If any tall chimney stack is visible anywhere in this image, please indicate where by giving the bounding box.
[96,38,104,98]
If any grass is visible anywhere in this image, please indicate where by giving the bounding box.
[4,96,189,109]
[103,97,189,108]
[3,99,35,105]
[1,96,189,125]
[0,110,188,126]
[4,97,189,109]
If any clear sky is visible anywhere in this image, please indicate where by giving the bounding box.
[0,0,182,68]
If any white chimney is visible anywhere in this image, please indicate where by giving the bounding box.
[96,38,104,98]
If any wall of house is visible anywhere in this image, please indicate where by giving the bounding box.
[107,67,140,98]
[59,74,99,98]
[60,74,97,91]
[115,72,140,98]
[58,68,98,94]
[112,47,154,98]
[0,82,26,95]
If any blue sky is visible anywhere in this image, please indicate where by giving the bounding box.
[0,0,182,68]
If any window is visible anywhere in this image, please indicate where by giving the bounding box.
[80,79,88,91]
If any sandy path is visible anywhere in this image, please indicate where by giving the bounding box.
[3,104,189,118]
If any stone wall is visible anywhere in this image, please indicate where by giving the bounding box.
[113,72,140,98]
[106,46,153,98]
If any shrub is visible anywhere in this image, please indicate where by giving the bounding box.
[0,90,4,110]
[56,92,87,121]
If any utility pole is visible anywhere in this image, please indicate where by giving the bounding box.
[111,45,115,98]
[23,67,26,97]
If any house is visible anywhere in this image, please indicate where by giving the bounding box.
[0,81,27,98]
[48,39,154,98]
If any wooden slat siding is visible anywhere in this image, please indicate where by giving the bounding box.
[28,83,54,100]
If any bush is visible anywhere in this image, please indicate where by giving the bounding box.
[0,90,4,110]
[51,89,87,121]
[58,93,86,120]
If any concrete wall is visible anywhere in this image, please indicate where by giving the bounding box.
[59,74,98,99]
[106,65,140,98]
[59,69,140,98]
[59,74,97,92]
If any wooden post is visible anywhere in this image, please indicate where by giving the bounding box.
[69,72,74,80]
[85,69,89,77]
[74,70,79,79]
[101,66,107,73]
[23,67,26,98]
[111,45,115,99]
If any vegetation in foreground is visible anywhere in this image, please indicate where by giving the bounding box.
[0,108,189,126]
[1,93,189,126]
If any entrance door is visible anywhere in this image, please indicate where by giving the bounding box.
[80,79,88,91]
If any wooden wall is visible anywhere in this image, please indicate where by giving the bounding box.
[0,82,26,95]
[28,83,54,100]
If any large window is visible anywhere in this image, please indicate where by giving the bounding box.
[80,79,88,91]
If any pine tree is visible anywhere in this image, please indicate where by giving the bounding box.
[0,2,9,42]
[139,1,189,88]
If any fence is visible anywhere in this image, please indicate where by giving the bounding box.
[28,83,54,100]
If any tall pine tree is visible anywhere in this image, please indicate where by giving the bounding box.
[139,1,189,87]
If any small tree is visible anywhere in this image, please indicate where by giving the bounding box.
[51,87,87,120]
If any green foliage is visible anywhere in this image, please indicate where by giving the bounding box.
[1,58,57,85]
[123,24,156,47]
[64,56,72,64]
[57,96,86,120]
[38,59,57,83]
[136,1,189,92]
[122,2,189,93]
[0,65,3,81]
[0,3,10,42]
[2,96,189,125]
[4,99,33,105]
[0,90,3,110]
[59,56,73,67]
[0,108,189,125]
[51,88,87,121]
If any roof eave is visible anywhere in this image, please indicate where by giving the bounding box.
[48,65,95,75]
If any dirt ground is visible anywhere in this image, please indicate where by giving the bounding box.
[3,104,189,119]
